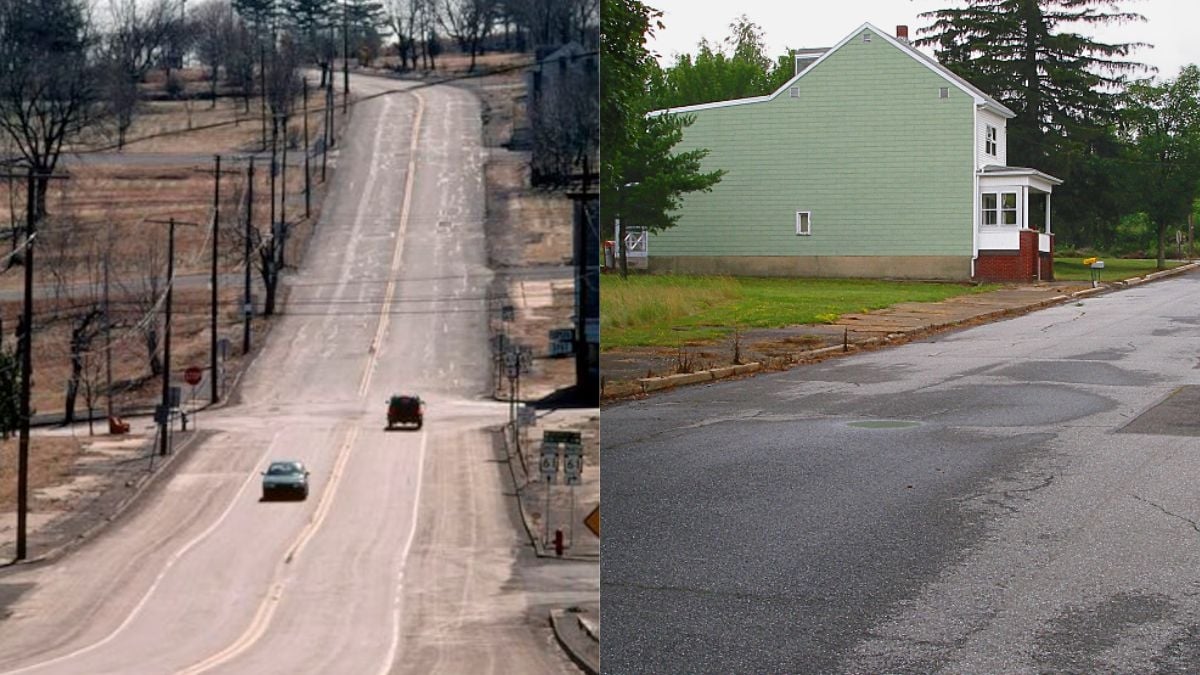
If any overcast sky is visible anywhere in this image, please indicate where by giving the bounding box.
[644,0,1192,82]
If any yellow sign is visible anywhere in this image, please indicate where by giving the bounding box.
[584,506,600,537]
[1082,256,1098,266]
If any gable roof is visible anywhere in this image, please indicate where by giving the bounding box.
[650,22,1015,119]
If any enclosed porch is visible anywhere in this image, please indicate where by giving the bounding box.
[974,166,1064,282]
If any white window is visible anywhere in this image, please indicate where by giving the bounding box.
[862,31,871,43]
[981,192,1018,227]
[796,211,812,236]
[985,125,997,156]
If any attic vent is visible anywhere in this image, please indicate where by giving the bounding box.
[862,31,871,43]
[939,87,949,99]
[789,87,799,98]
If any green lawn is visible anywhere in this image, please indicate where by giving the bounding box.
[1053,257,1183,282]
[602,275,995,349]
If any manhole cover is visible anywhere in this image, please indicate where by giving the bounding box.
[847,420,920,429]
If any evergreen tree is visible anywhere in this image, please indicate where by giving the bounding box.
[918,0,1149,165]
[917,0,1150,246]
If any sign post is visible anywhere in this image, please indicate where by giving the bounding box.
[563,437,583,548]
[540,433,560,547]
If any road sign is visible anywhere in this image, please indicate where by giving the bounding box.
[540,446,558,483]
[184,366,203,386]
[563,453,582,485]
[584,506,599,537]
[543,430,581,446]
[549,328,574,357]
[518,406,535,427]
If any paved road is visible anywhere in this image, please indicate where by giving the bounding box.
[0,72,594,674]
[603,272,1200,673]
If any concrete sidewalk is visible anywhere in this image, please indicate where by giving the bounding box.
[602,264,1200,400]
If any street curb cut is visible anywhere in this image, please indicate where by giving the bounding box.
[601,262,1200,402]
[549,609,599,675]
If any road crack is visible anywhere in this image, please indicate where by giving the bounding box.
[1132,494,1200,534]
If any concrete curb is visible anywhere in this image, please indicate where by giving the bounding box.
[549,609,599,675]
[495,425,597,562]
[602,262,1200,402]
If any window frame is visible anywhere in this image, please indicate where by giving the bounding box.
[981,191,1018,228]
[985,125,998,156]
[795,211,812,236]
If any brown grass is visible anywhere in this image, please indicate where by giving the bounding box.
[0,436,84,510]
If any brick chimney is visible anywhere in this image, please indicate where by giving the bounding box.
[896,25,909,43]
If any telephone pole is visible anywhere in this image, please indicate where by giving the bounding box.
[5,166,69,561]
[145,218,198,456]
[342,0,349,113]
[193,156,241,404]
[244,158,255,355]
[303,77,311,219]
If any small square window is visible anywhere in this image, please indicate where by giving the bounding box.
[939,87,949,99]
[789,87,799,98]
[796,211,812,236]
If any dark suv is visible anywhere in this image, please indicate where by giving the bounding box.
[387,395,424,430]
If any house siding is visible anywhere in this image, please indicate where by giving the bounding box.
[976,108,1007,168]
[650,32,976,268]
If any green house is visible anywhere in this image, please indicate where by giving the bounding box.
[640,23,1062,282]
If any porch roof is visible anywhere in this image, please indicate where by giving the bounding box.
[979,165,1063,192]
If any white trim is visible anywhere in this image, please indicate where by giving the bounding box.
[972,108,980,272]
[649,21,1011,118]
[796,211,812,236]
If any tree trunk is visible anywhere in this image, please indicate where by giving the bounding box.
[65,346,82,425]
[146,327,162,376]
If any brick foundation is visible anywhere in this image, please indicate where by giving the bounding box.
[975,230,1054,282]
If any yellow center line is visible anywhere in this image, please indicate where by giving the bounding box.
[359,89,427,399]
[179,426,359,674]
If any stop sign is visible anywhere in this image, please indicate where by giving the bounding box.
[184,366,203,386]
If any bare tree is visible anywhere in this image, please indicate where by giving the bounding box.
[105,0,183,83]
[530,48,597,185]
[0,0,99,219]
[191,0,238,105]
[436,0,495,72]
[41,218,110,425]
[119,234,167,379]
[226,20,258,112]
[386,0,421,71]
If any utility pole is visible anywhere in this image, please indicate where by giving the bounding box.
[211,156,220,404]
[5,166,68,561]
[260,45,268,151]
[193,156,241,403]
[104,246,112,420]
[342,0,349,113]
[279,113,288,269]
[145,219,199,456]
[244,158,255,355]
[303,77,311,219]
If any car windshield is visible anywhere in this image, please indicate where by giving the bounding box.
[267,463,299,475]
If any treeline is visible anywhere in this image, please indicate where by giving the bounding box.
[644,2,1200,267]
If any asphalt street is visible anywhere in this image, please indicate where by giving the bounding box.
[603,271,1200,673]
[0,72,594,674]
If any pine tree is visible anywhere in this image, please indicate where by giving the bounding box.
[917,0,1149,167]
[917,0,1150,245]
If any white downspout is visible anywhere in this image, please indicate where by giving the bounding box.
[971,105,980,279]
